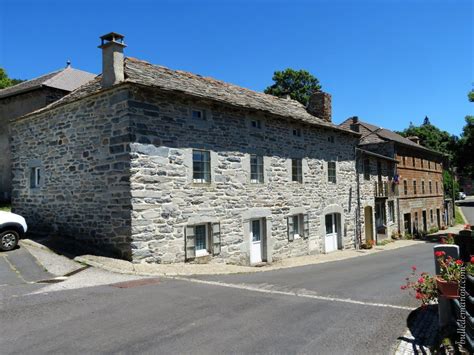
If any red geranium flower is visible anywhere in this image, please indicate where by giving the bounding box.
[416,292,423,299]
[418,277,425,283]
[456,260,463,265]
[470,256,474,264]
[412,265,417,271]
[435,251,446,257]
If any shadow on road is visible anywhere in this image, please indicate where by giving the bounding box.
[397,305,439,352]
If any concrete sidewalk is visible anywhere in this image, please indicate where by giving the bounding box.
[72,239,426,277]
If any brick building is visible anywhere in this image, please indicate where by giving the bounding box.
[11,33,362,265]
[0,65,95,201]
[341,117,448,237]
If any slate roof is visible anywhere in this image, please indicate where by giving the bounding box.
[0,67,96,99]
[17,57,359,136]
[339,117,442,155]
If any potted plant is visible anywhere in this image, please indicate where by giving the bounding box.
[435,251,462,299]
[401,265,438,306]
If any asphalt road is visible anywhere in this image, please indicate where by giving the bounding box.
[459,196,474,225]
[0,242,436,355]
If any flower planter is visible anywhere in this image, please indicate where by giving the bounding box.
[436,276,459,299]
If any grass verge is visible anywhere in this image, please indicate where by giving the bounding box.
[455,205,466,225]
[0,203,11,212]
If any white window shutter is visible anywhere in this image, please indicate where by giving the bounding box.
[288,216,294,241]
[303,214,310,239]
[185,226,196,260]
[212,222,221,256]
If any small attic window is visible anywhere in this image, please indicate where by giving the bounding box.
[251,119,262,129]
[328,136,335,143]
[191,109,203,120]
[292,128,302,137]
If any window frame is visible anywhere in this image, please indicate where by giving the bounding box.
[328,161,337,184]
[292,127,302,137]
[421,180,425,194]
[388,201,395,222]
[413,180,417,195]
[250,154,264,184]
[291,158,303,183]
[30,166,41,188]
[250,119,262,129]
[404,180,408,195]
[194,224,209,257]
[192,149,211,184]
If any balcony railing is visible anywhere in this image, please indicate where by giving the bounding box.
[374,181,398,198]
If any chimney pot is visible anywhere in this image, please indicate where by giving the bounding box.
[306,91,332,122]
[98,32,126,88]
[407,136,421,145]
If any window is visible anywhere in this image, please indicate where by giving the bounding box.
[185,223,221,259]
[30,167,41,188]
[421,159,424,168]
[412,157,416,167]
[288,213,309,241]
[193,150,211,183]
[250,154,264,183]
[404,180,408,195]
[430,209,434,223]
[195,224,208,256]
[436,181,439,194]
[191,109,203,120]
[428,161,431,170]
[388,201,395,222]
[402,156,406,165]
[363,159,370,180]
[328,136,335,143]
[251,119,262,129]
[292,159,303,183]
[413,180,417,195]
[377,161,382,181]
[328,161,336,183]
[421,180,425,194]
[292,128,302,137]
[429,181,433,194]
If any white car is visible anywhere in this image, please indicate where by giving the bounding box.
[0,211,28,251]
[459,192,467,200]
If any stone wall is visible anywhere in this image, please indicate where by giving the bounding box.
[357,153,398,243]
[0,88,68,201]
[10,86,133,259]
[127,86,359,265]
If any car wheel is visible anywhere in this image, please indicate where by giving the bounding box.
[0,230,19,251]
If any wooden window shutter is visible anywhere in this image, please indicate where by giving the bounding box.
[287,216,294,241]
[212,222,221,256]
[185,226,196,260]
[303,214,310,239]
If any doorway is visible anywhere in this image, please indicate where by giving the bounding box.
[364,206,374,243]
[250,218,265,264]
[422,210,427,232]
[325,213,340,252]
[404,213,411,235]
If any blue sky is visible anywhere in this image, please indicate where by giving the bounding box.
[1,0,472,135]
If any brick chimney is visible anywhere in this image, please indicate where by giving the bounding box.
[306,91,332,122]
[407,136,420,145]
[98,32,126,88]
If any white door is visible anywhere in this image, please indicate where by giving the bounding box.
[250,219,263,264]
[325,214,338,253]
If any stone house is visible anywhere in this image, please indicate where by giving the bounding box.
[0,65,95,201]
[11,33,363,265]
[340,117,447,237]
[356,148,399,245]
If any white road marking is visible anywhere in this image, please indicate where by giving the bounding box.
[174,276,415,311]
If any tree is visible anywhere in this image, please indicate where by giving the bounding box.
[396,117,458,161]
[457,116,474,179]
[469,91,474,102]
[264,68,321,106]
[0,68,24,89]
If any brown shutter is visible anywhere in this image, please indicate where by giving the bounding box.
[288,216,294,241]
[212,222,221,256]
[303,214,310,239]
[185,226,196,260]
